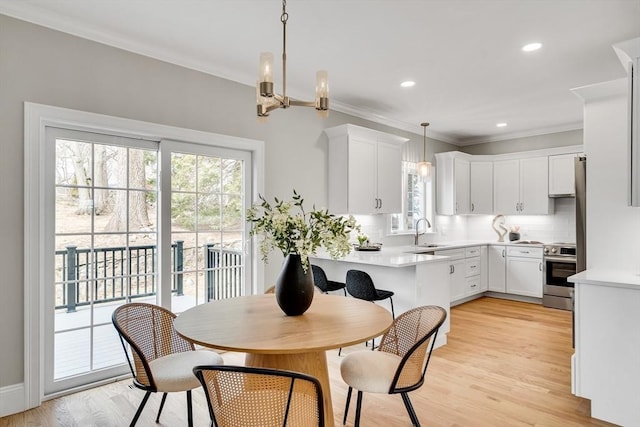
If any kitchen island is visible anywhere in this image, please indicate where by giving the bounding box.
[569,269,640,426]
[311,247,453,348]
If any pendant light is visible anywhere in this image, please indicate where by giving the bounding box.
[257,0,329,118]
[417,122,431,178]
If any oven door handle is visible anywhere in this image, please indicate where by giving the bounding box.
[544,256,577,263]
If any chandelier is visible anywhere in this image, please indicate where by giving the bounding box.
[257,0,329,117]
[417,122,431,177]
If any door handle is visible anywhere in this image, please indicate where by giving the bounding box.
[539,262,542,271]
[450,265,454,274]
[379,198,382,209]
[471,203,475,212]
[502,249,505,257]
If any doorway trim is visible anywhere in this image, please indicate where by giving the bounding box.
[24,102,264,409]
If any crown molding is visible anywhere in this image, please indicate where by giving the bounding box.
[328,100,456,144]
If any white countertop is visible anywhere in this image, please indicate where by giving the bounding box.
[310,240,544,268]
[569,269,640,290]
[310,247,449,268]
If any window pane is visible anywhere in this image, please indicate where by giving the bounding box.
[171,153,196,192]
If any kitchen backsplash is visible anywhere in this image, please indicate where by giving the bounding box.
[465,198,576,244]
[351,198,576,246]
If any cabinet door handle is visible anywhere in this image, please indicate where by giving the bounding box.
[539,262,542,271]
[515,202,519,212]
[502,249,505,257]
[450,265,454,274]
[379,198,382,209]
[471,203,475,212]
[520,202,524,212]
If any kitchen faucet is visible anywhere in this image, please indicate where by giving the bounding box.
[414,217,431,245]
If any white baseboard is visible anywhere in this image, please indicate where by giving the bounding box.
[0,383,25,417]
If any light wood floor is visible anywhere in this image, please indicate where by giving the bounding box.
[1,297,616,427]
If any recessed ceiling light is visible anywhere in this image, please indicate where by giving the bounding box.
[496,122,508,128]
[400,81,416,88]
[522,42,542,52]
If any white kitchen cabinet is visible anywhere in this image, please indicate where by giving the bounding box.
[435,248,466,302]
[488,245,506,292]
[613,38,640,206]
[437,246,485,302]
[470,161,493,214]
[435,152,470,215]
[325,124,407,214]
[480,246,488,292]
[494,157,553,215]
[505,246,543,298]
[465,256,482,296]
[548,153,577,196]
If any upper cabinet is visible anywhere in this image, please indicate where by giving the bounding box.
[548,153,577,197]
[613,37,640,206]
[494,157,553,215]
[435,152,470,215]
[470,161,493,214]
[325,124,407,214]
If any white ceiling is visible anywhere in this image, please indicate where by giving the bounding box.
[1,0,639,145]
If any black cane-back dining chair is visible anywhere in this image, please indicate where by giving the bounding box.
[112,302,224,427]
[311,264,347,295]
[193,365,325,427]
[340,305,447,426]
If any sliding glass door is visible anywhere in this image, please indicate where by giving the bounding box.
[44,128,252,396]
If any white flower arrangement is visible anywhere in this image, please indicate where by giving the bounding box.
[246,190,360,270]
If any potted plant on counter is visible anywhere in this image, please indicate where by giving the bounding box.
[246,189,359,315]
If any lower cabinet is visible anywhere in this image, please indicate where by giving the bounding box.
[505,247,543,297]
[437,246,485,303]
[488,245,506,292]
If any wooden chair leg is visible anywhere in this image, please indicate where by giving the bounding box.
[401,392,421,427]
[343,386,353,426]
[156,392,168,422]
[130,390,152,427]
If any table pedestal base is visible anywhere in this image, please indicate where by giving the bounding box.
[245,351,335,427]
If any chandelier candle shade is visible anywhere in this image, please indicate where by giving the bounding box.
[417,122,431,178]
[257,0,329,117]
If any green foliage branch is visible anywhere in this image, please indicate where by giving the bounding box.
[246,190,360,270]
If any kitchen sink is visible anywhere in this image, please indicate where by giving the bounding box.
[512,240,543,245]
[404,244,442,255]
[405,249,437,255]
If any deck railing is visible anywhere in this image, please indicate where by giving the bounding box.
[55,242,243,312]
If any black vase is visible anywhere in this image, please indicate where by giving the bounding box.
[275,254,315,316]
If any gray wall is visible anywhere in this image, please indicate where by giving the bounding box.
[0,14,462,388]
[461,129,583,155]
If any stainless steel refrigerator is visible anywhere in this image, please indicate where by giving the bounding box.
[575,156,587,273]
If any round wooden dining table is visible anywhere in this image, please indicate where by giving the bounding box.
[173,293,393,427]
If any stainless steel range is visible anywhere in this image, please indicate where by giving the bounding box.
[542,243,577,310]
